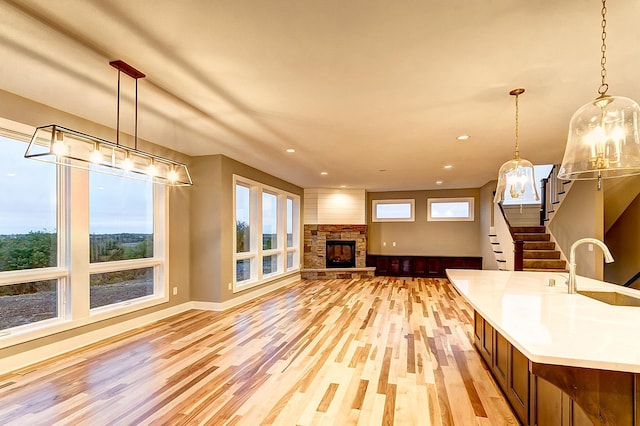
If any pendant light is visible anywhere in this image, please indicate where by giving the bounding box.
[25,60,193,186]
[558,0,640,185]
[493,88,539,204]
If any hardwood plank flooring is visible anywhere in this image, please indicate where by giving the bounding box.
[0,277,518,425]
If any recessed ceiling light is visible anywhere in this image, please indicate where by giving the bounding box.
[321,171,328,175]
[456,135,470,141]
[286,148,296,153]
[436,180,443,185]
[443,165,453,169]
[379,169,387,172]
[340,185,347,188]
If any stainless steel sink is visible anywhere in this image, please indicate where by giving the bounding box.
[578,290,640,307]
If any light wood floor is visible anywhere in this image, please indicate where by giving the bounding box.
[0,277,518,425]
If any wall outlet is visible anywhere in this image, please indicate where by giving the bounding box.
[588,244,594,252]
[228,282,232,290]
[172,287,178,296]
[392,242,396,247]
[383,242,386,247]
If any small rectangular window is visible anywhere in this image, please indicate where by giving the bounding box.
[427,197,475,221]
[372,199,415,222]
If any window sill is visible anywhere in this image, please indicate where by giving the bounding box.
[0,293,168,350]
[234,269,300,293]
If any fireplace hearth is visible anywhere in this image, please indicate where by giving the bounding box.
[326,240,356,268]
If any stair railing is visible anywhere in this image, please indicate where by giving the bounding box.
[623,271,640,288]
[541,164,571,224]
[496,201,523,271]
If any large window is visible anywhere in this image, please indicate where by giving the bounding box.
[0,124,167,344]
[89,172,159,310]
[233,176,300,290]
[286,197,298,271]
[0,135,61,333]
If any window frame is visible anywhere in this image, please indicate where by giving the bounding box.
[0,121,169,347]
[233,175,300,292]
[427,197,475,222]
[372,199,416,222]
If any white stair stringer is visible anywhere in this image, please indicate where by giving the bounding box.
[489,227,508,271]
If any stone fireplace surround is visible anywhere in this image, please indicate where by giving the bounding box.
[301,224,375,280]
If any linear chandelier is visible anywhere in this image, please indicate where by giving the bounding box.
[25,60,193,186]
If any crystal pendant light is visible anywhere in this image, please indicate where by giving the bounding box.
[558,0,640,184]
[493,88,539,204]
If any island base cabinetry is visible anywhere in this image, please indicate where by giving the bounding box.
[474,310,639,426]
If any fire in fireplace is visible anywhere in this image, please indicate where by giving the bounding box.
[326,240,356,268]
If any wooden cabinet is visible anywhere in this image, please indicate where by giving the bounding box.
[508,345,530,425]
[474,310,638,426]
[493,331,508,390]
[535,377,592,426]
[375,257,389,275]
[366,255,482,278]
[474,312,529,425]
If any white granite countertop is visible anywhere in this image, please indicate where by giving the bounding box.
[446,269,640,373]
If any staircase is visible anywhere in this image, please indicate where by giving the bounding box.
[511,226,566,272]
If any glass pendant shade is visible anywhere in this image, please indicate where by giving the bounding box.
[493,88,539,204]
[558,95,640,180]
[493,157,539,203]
[25,125,193,186]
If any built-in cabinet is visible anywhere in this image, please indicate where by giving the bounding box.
[366,255,482,278]
[474,310,640,426]
[474,311,529,424]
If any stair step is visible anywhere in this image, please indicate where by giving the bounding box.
[523,259,566,269]
[524,242,555,250]
[510,226,546,234]
[514,233,551,241]
[524,250,560,259]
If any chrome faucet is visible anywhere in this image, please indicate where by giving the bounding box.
[568,238,614,294]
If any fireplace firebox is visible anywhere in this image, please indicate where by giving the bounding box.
[326,240,356,268]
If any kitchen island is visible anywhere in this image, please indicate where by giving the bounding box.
[447,269,640,426]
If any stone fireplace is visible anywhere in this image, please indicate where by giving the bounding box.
[301,224,375,279]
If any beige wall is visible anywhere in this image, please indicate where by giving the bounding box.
[480,180,499,270]
[549,180,604,279]
[189,155,303,304]
[367,188,482,258]
[0,91,192,358]
[605,194,640,286]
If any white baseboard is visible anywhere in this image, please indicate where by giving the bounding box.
[0,302,192,376]
[192,274,300,311]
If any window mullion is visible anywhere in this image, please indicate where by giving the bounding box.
[250,185,262,280]
[68,166,90,320]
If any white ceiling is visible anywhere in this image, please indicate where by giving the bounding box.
[2,0,640,191]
